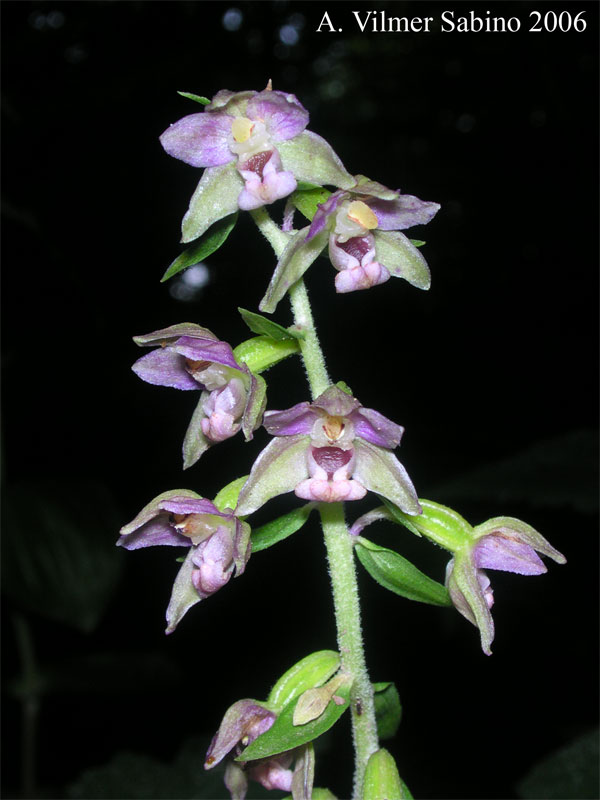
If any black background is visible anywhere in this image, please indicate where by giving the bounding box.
[2,2,598,799]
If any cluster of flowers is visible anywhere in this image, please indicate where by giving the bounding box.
[120,84,565,798]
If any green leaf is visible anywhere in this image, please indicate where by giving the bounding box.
[355,537,451,607]
[162,213,238,281]
[213,476,249,513]
[252,504,315,553]
[238,308,304,341]
[267,650,340,712]
[238,683,351,762]
[290,186,332,222]
[283,790,337,800]
[233,335,300,374]
[373,682,402,740]
[177,91,210,105]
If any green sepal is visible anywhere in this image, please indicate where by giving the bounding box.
[165,548,200,634]
[252,503,315,554]
[242,371,266,441]
[364,749,413,800]
[162,213,238,281]
[182,393,211,470]
[355,536,451,606]
[373,682,402,740]
[213,476,249,513]
[238,307,304,341]
[259,226,327,314]
[277,131,355,190]
[410,239,425,247]
[238,682,351,762]
[182,162,242,244]
[177,91,210,105]
[233,335,300,374]
[290,186,332,222]
[383,498,474,552]
[267,650,340,713]
[335,380,353,396]
[374,230,431,290]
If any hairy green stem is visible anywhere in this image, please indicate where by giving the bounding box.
[319,503,380,796]
[251,206,379,796]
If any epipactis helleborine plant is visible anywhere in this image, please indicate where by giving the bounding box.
[119,82,566,800]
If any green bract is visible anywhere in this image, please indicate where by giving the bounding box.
[355,536,451,606]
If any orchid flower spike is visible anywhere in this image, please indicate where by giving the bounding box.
[236,384,421,517]
[131,323,266,468]
[117,490,251,632]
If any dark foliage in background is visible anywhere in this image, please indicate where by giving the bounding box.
[2,2,598,798]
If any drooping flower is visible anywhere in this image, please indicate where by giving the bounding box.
[236,385,421,517]
[117,490,251,632]
[131,323,266,468]
[445,516,566,655]
[352,498,566,655]
[160,85,355,243]
[260,176,440,312]
[205,699,314,800]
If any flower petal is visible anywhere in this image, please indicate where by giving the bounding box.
[473,517,566,565]
[236,435,310,516]
[247,90,309,142]
[263,401,315,436]
[118,489,204,537]
[182,163,243,244]
[132,348,199,390]
[160,112,235,168]
[241,372,267,441]
[369,195,441,231]
[352,439,421,515]
[277,131,355,190]
[352,408,404,449]
[474,535,546,575]
[173,337,240,370]
[306,191,345,241]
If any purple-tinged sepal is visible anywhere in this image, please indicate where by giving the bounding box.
[205,699,277,770]
[131,323,265,467]
[236,385,419,516]
[117,490,250,633]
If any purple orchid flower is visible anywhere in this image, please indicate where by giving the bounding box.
[259,175,440,312]
[446,517,566,655]
[131,323,266,468]
[348,499,566,655]
[236,385,421,517]
[160,85,355,244]
[205,699,314,800]
[118,489,251,633]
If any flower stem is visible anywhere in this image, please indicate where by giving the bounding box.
[251,206,379,797]
[319,502,380,797]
